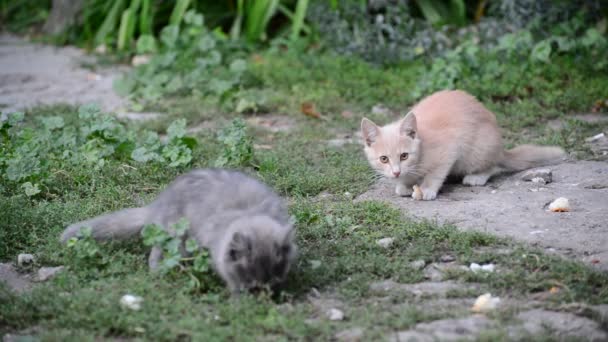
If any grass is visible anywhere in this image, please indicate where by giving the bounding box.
[1,45,608,340]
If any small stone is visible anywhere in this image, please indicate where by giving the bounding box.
[327,308,345,321]
[36,266,64,282]
[521,169,552,183]
[410,259,426,270]
[469,263,495,273]
[131,54,151,66]
[94,44,107,54]
[531,177,546,184]
[310,260,322,269]
[17,254,34,266]
[423,264,444,281]
[309,288,321,298]
[440,254,455,262]
[376,237,395,248]
[120,294,143,311]
[335,327,364,341]
[371,104,390,116]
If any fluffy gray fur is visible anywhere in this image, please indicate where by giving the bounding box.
[61,169,297,294]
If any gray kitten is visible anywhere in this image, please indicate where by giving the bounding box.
[61,169,297,294]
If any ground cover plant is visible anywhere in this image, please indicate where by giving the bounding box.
[1,1,608,341]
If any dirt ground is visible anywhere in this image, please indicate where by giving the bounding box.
[357,161,608,270]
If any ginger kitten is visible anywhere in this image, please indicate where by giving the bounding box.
[361,90,565,200]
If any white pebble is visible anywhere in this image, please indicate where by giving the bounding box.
[120,294,143,311]
[548,197,570,212]
[531,177,546,184]
[327,308,345,321]
[376,237,395,248]
[470,263,495,273]
[17,254,35,266]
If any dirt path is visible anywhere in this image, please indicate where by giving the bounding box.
[357,161,608,271]
[0,33,129,116]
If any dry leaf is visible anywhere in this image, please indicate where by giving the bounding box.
[301,102,321,119]
[549,286,560,294]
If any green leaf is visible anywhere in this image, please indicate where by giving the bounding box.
[180,137,197,150]
[113,76,137,96]
[141,224,170,246]
[161,253,181,271]
[208,79,233,95]
[193,251,209,272]
[197,35,216,52]
[531,40,552,63]
[131,147,159,162]
[165,239,181,254]
[136,35,157,54]
[7,112,25,125]
[21,182,41,197]
[41,116,65,130]
[160,25,180,48]
[78,104,102,120]
[184,10,203,27]
[229,59,247,74]
[167,119,187,139]
[185,238,198,253]
[172,217,189,237]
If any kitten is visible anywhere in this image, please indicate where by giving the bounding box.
[361,90,565,200]
[61,169,297,294]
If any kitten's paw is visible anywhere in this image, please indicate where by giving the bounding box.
[395,183,412,197]
[462,174,490,186]
[413,187,437,201]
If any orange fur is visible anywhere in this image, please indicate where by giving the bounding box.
[361,90,565,200]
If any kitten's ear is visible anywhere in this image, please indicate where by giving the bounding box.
[399,111,417,139]
[228,232,252,261]
[361,118,380,146]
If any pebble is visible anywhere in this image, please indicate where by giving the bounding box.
[440,254,455,262]
[521,168,552,183]
[376,237,395,248]
[36,266,64,282]
[410,259,426,270]
[17,254,34,266]
[469,263,495,273]
[327,308,345,321]
[120,294,143,311]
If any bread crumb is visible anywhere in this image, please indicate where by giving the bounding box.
[471,293,500,313]
[549,197,570,212]
[412,185,423,200]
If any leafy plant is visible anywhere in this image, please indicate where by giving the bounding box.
[0,104,196,197]
[66,227,111,270]
[131,119,197,167]
[141,218,214,290]
[414,0,466,26]
[215,118,253,168]
[114,10,247,107]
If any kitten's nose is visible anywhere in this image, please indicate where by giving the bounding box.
[393,171,401,177]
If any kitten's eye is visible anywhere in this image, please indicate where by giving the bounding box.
[379,156,389,163]
[400,153,409,161]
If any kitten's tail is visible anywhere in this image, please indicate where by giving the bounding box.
[60,207,150,243]
[499,144,566,171]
